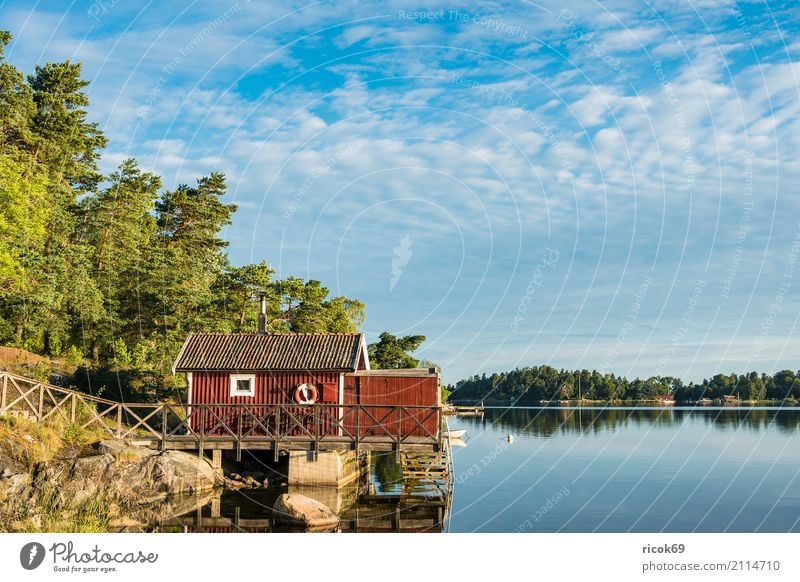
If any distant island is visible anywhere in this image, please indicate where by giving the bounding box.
[447,366,799,406]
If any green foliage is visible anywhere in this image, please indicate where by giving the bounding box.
[62,423,88,446]
[63,345,84,368]
[368,332,426,369]
[0,155,50,290]
[450,367,800,404]
[268,277,366,333]
[111,338,131,368]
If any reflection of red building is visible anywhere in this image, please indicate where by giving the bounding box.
[172,332,440,437]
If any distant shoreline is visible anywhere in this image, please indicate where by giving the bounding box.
[448,398,799,408]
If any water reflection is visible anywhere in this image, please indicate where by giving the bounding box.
[448,407,800,532]
[372,452,403,493]
[142,452,448,533]
[461,407,800,438]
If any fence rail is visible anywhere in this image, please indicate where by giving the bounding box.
[0,371,442,457]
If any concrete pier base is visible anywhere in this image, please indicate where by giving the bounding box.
[287,450,369,487]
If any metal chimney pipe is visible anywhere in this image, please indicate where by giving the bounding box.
[257,293,267,334]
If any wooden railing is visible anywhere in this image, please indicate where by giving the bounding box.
[0,371,442,456]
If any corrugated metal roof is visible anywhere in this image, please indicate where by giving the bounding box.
[172,333,364,372]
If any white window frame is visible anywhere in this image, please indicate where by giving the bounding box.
[229,373,256,397]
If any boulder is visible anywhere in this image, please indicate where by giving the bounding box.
[144,450,217,496]
[243,476,260,488]
[27,444,218,511]
[272,493,339,528]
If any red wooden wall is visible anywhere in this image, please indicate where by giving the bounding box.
[187,371,439,439]
[344,374,440,438]
[190,371,339,435]
[191,371,340,405]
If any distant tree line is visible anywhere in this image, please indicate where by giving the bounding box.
[449,366,800,404]
[0,32,366,400]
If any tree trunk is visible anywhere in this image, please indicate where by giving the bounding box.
[238,295,247,332]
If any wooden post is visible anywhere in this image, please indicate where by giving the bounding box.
[70,393,76,423]
[199,407,205,460]
[236,409,242,462]
[37,384,44,421]
[355,404,360,452]
[161,405,168,451]
[1,373,7,414]
[436,406,441,451]
[273,405,281,463]
[116,406,122,438]
[313,404,320,460]
[396,407,402,463]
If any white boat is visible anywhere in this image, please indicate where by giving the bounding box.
[449,438,467,448]
[442,429,467,440]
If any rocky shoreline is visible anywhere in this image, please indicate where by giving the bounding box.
[1,438,342,533]
[0,439,225,531]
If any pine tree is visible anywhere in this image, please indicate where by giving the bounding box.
[79,159,161,356]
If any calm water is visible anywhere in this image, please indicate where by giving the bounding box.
[162,407,800,533]
[448,407,800,532]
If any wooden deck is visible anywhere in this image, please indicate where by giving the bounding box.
[0,371,443,458]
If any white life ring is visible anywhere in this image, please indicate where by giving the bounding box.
[293,383,318,405]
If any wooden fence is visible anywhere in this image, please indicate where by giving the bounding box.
[0,371,442,458]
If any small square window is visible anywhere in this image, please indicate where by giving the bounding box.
[230,374,256,397]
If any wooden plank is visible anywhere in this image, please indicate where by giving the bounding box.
[78,399,118,434]
[5,378,40,416]
[119,405,163,439]
[161,406,168,451]
[1,373,7,413]
[236,410,242,462]
[40,386,73,422]
[6,372,117,406]
[273,405,281,462]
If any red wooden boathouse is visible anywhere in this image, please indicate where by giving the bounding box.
[171,331,441,441]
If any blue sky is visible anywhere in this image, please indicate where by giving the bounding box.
[3,0,799,383]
